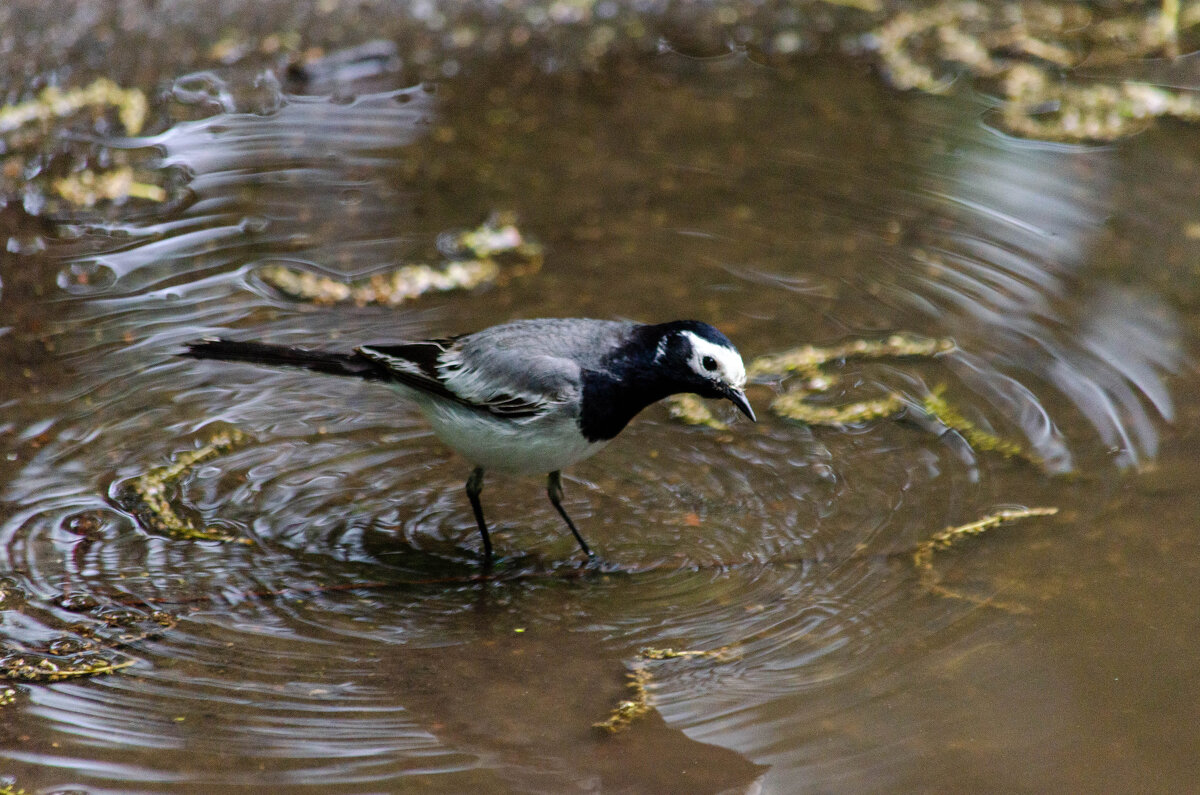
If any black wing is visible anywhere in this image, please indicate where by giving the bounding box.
[355,338,461,401]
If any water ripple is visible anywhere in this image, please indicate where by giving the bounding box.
[54,76,436,303]
[0,53,1188,792]
[853,110,1183,470]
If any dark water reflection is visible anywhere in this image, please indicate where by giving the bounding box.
[1,46,1197,793]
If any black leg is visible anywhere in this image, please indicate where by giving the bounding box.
[465,466,493,565]
[547,471,593,559]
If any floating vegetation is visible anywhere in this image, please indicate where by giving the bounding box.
[999,62,1200,142]
[1,570,178,687]
[595,646,735,733]
[593,664,652,734]
[116,428,252,542]
[670,334,1042,463]
[666,392,730,431]
[922,385,1035,462]
[0,779,26,795]
[0,78,147,136]
[258,214,543,306]
[0,78,153,209]
[593,505,1058,731]
[0,599,177,686]
[757,334,952,429]
[0,652,135,683]
[671,334,948,423]
[913,506,1059,608]
[746,333,955,379]
[771,391,906,427]
[872,0,1200,141]
[0,687,14,706]
[914,506,1059,572]
[52,166,167,207]
[638,646,736,662]
[260,260,503,306]
[874,1,1077,93]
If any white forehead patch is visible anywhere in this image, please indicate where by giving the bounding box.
[682,330,746,388]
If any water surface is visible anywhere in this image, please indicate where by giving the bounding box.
[1,9,1198,794]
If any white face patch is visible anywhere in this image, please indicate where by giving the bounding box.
[681,330,746,389]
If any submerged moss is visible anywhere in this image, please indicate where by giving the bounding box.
[593,664,652,734]
[52,166,167,207]
[638,646,736,662]
[259,260,504,305]
[0,652,135,683]
[259,214,543,306]
[666,393,729,430]
[595,645,737,733]
[117,429,252,542]
[671,333,1043,465]
[0,604,178,686]
[771,391,906,427]
[913,506,1059,608]
[914,506,1059,570]
[0,78,147,136]
[873,0,1200,141]
[748,333,955,380]
[670,333,956,430]
[922,385,1036,463]
[1000,62,1200,143]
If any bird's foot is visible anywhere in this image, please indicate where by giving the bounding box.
[573,552,626,575]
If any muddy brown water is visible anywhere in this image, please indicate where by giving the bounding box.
[2,9,1199,794]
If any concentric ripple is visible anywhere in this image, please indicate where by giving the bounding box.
[0,48,1189,793]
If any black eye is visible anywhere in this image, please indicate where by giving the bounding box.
[702,355,718,372]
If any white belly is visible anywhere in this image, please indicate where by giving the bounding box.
[415,398,609,475]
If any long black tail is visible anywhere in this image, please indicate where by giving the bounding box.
[182,338,384,381]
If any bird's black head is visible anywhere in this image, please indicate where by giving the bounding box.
[642,320,755,421]
[579,319,755,442]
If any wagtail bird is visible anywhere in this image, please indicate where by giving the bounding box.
[183,318,755,563]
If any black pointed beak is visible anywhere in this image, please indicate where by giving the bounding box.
[726,387,756,422]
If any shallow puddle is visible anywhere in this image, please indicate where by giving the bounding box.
[2,4,1199,793]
